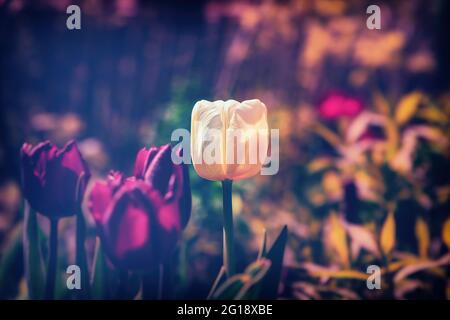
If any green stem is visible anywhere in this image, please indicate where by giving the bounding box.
[23,202,44,299]
[222,179,235,276]
[117,270,129,299]
[44,218,58,299]
[76,209,90,299]
[158,264,163,300]
[141,266,160,300]
[91,237,108,299]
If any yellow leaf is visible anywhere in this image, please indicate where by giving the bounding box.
[415,217,430,259]
[309,269,368,281]
[394,254,450,283]
[373,91,390,115]
[322,171,342,200]
[313,122,342,147]
[307,157,333,173]
[437,186,450,204]
[447,281,450,300]
[380,209,396,256]
[395,91,423,125]
[386,258,420,273]
[300,263,367,281]
[385,118,399,160]
[327,212,350,267]
[417,106,449,124]
[442,218,450,250]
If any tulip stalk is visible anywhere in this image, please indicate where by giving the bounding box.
[222,179,235,276]
[76,209,90,299]
[45,218,58,299]
[142,265,162,300]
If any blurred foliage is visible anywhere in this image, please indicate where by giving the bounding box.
[0,0,449,299]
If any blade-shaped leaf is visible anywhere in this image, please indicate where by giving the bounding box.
[325,213,349,267]
[394,253,450,283]
[395,91,423,125]
[76,209,90,299]
[259,225,288,299]
[212,259,271,300]
[235,259,271,300]
[257,229,267,260]
[373,91,390,115]
[117,270,141,300]
[207,266,226,300]
[0,223,24,299]
[380,208,396,257]
[442,218,450,251]
[23,202,44,299]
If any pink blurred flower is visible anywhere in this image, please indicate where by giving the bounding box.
[318,91,363,119]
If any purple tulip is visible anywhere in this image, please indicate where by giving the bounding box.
[88,144,191,270]
[21,140,90,218]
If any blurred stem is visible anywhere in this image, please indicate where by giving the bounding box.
[76,209,90,299]
[44,218,58,300]
[158,264,164,300]
[142,265,161,300]
[91,237,108,299]
[23,202,44,299]
[117,270,129,299]
[222,179,235,277]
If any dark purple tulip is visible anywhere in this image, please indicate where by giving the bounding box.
[88,144,191,270]
[134,144,191,228]
[21,140,90,218]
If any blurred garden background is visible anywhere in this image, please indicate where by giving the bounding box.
[0,0,450,299]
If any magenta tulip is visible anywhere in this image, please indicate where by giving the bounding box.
[21,140,90,218]
[88,144,191,270]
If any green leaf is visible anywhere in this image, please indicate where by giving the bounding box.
[257,229,267,260]
[91,238,109,299]
[236,259,271,300]
[76,209,90,299]
[210,274,246,300]
[23,202,45,299]
[207,266,226,299]
[0,223,24,299]
[117,270,141,300]
[259,225,288,299]
[211,259,271,300]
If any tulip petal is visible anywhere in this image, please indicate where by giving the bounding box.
[143,144,174,197]
[21,140,92,218]
[191,100,227,180]
[225,99,268,180]
[89,181,114,225]
[59,140,90,179]
[103,182,156,270]
[133,147,158,179]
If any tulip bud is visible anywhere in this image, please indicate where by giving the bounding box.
[21,140,90,218]
[191,99,269,181]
